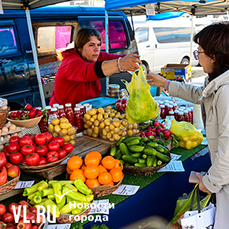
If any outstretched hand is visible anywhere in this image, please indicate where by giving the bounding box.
[119,54,141,72]
[146,70,167,88]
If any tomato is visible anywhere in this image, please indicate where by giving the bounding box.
[121,103,126,112]
[19,137,33,147]
[35,145,48,157]
[0,204,6,216]
[48,141,60,151]
[3,150,9,159]
[8,203,19,214]
[26,212,36,224]
[18,201,29,209]
[16,220,32,229]
[46,151,59,163]
[63,143,74,154]
[37,157,47,165]
[115,101,122,111]
[25,153,40,166]
[28,207,37,215]
[0,167,7,186]
[8,143,20,153]
[21,145,35,156]
[21,158,27,165]
[43,132,52,143]
[0,152,6,169]
[9,152,23,164]
[121,97,128,104]
[23,134,35,141]
[9,136,20,144]
[2,213,14,223]
[58,149,67,159]
[34,134,46,146]
[31,226,38,229]
[7,225,16,229]
[7,165,20,178]
[5,163,12,169]
[52,137,65,147]
[35,214,44,225]
[0,221,6,229]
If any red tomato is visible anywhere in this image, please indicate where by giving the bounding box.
[21,158,27,165]
[25,153,40,166]
[28,207,37,215]
[16,220,32,229]
[7,225,16,229]
[37,157,47,165]
[5,163,12,169]
[0,167,8,186]
[35,145,48,157]
[63,143,74,153]
[48,141,60,151]
[26,212,36,224]
[3,150,9,159]
[46,151,59,163]
[52,137,65,147]
[0,152,6,169]
[0,204,6,216]
[19,137,33,147]
[34,134,46,145]
[8,142,20,153]
[0,221,6,229]
[43,132,52,143]
[121,97,128,104]
[31,226,38,229]
[18,200,29,209]
[58,149,67,159]
[9,136,20,144]
[35,214,44,225]
[24,134,35,141]
[115,101,122,111]
[7,165,20,178]
[8,203,19,214]
[21,145,35,156]
[2,213,14,223]
[9,152,23,164]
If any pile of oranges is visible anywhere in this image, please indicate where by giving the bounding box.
[66,151,123,189]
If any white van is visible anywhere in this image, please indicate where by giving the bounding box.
[133,16,198,74]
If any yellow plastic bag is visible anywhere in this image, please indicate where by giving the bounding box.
[122,66,159,124]
[170,119,203,150]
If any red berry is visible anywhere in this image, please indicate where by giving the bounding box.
[25,104,32,111]
[28,110,36,118]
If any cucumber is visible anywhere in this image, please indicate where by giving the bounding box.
[128,145,145,153]
[154,139,165,146]
[154,146,165,153]
[149,136,155,141]
[159,145,169,154]
[144,146,170,163]
[146,155,156,167]
[122,155,138,164]
[116,137,126,147]
[143,146,158,156]
[119,143,130,155]
[141,137,149,142]
[114,149,122,160]
[123,136,141,143]
[131,152,142,158]
[110,146,117,157]
[126,139,140,146]
[153,157,157,167]
[138,158,146,164]
[134,163,146,167]
[147,142,158,148]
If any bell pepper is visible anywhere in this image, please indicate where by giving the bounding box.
[72,208,84,215]
[53,182,62,204]
[85,195,94,202]
[33,192,42,204]
[66,196,74,203]
[41,188,54,197]
[29,199,36,206]
[62,186,88,202]
[73,179,93,196]
[64,183,78,191]
[44,199,60,218]
[0,167,8,186]
[59,201,76,214]
[28,191,41,200]
[38,181,49,191]
[47,194,55,200]
[23,181,44,196]
[48,180,73,187]
[57,196,66,210]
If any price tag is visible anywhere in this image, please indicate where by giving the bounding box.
[157,160,185,172]
[14,181,35,189]
[171,153,182,161]
[112,185,140,196]
[88,199,109,215]
[47,224,71,229]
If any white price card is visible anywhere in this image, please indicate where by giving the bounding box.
[157,160,185,172]
[14,181,35,189]
[170,153,182,161]
[112,184,140,196]
[47,224,71,229]
[88,199,109,215]
[60,157,70,165]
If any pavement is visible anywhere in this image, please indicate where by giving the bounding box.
[190,66,207,85]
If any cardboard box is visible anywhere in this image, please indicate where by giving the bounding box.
[161,64,191,81]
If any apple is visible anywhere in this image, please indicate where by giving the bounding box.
[7,165,20,178]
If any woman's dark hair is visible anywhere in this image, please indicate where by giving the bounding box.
[194,22,229,81]
[74,27,102,54]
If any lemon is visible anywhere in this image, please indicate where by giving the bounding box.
[191,141,198,148]
[179,141,185,148]
[60,118,68,123]
[68,127,76,135]
[60,122,69,129]
[49,123,54,130]
[51,118,60,125]
[63,135,70,142]
[60,128,68,136]
[185,140,193,150]
[69,134,75,140]
[54,125,61,133]
[189,135,197,141]
[182,136,189,142]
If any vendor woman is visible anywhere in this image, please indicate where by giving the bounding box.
[49,27,141,106]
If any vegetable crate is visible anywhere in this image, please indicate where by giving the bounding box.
[160,64,191,81]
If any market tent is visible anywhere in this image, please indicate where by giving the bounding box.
[1,0,71,108]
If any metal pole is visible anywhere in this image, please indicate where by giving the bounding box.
[105,10,109,96]
[25,7,46,108]
[190,14,194,68]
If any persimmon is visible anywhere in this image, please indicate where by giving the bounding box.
[84,165,100,179]
[98,165,107,174]
[101,155,116,170]
[84,153,100,166]
[98,171,112,185]
[85,178,100,189]
[70,169,86,182]
[81,164,86,171]
[114,159,123,171]
[109,168,123,183]
[87,151,102,162]
[67,156,83,171]
[66,166,73,174]
[108,181,114,186]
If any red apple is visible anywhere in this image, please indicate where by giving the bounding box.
[7,165,20,178]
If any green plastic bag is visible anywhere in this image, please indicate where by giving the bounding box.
[122,66,159,124]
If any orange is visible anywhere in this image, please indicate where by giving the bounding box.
[81,164,86,171]
[84,153,100,166]
[114,159,123,171]
[98,165,107,174]
[87,151,102,162]
[84,165,100,179]
[101,156,116,170]
[108,181,114,186]
[85,178,100,189]
[70,169,86,182]
[66,166,73,174]
[67,156,83,171]
[109,168,123,183]
[98,171,112,185]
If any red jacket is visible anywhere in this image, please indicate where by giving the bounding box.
[49,49,124,106]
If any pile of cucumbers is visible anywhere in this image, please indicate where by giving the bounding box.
[110,136,171,167]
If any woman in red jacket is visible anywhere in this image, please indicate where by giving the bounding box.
[50,28,140,106]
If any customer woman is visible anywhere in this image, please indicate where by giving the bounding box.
[50,27,141,106]
[147,22,229,229]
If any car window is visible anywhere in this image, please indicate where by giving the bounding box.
[0,27,18,55]
[135,27,149,43]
